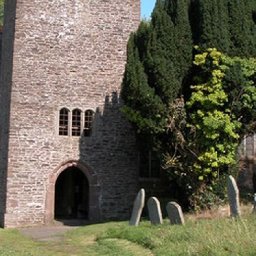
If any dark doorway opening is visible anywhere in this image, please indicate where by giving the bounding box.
[54,167,89,220]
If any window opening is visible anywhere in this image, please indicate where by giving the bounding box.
[55,167,89,220]
[72,109,81,136]
[59,108,69,136]
[139,150,161,178]
[84,110,94,136]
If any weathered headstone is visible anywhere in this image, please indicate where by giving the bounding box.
[253,193,256,213]
[166,202,185,225]
[147,197,163,225]
[129,189,145,226]
[227,175,241,217]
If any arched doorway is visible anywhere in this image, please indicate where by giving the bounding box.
[54,167,89,220]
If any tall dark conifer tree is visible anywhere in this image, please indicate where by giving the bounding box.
[146,0,179,104]
[194,0,231,53]
[194,0,256,57]
[228,0,256,57]
[167,0,193,93]
[122,26,166,136]
[122,0,193,144]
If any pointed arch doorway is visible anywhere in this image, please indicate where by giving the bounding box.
[54,166,89,220]
[45,161,101,224]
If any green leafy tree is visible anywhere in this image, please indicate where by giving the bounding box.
[186,48,241,181]
[121,0,256,209]
[164,48,256,209]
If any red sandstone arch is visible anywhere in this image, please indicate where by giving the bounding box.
[45,160,101,224]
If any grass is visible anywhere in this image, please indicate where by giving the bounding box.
[1,208,256,255]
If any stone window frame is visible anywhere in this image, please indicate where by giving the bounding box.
[59,108,69,136]
[58,107,95,137]
[72,108,82,136]
[138,150,161,179]
[84,109,95,137]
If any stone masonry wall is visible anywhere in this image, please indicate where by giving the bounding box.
[0,0,17,227]
[237,135,256,193]
[0,0,140,227]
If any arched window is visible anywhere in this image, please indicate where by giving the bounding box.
[84,110,94,136]
[59,108,69,136]
[72,109,81,136]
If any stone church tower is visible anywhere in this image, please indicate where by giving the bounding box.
[0,0,140,227]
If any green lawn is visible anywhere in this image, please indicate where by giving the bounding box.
[1,213,256,255]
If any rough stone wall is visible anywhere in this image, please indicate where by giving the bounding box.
[0,0,140,227]
[0,0,17,227]
[237,135,256,193]
[0,25,2,222]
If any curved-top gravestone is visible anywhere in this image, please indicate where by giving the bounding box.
[147,197,163,225]
[129,189,145,226]
[166,202,185,225]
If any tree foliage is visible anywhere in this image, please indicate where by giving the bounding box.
[165,48,256,208]
[122,27,166,136]
[192,0,231,53]
[122,0,256,209]
[122,0,193,150]
[186,48,241,181]
[227,0,256,57]
[190,0,256,57]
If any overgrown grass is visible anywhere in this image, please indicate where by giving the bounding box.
[1,211,256,255]
[94,217,256,255]
[0,229,51,256]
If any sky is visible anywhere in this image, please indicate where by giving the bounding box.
[141,0,156,19]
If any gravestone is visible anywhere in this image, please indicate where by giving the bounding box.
[166,202,185,225]
[147,197,163,225]
[227,175,241,217]
[129,189,145,226]
[253,193,256,213]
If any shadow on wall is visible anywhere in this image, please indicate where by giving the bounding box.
[76,92,139,223]
[0,0,17,227]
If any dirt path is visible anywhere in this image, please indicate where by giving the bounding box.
[19,225,78,241]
